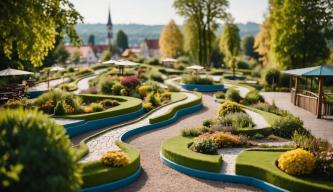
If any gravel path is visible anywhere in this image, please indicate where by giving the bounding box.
[73,68,108,94]
[80,92,198,162]
[30,78,70,91]
[244,109,269,129]
[113,93,261,192]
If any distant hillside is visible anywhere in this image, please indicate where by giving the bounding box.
[71,22,260,46]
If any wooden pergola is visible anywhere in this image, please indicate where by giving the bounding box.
[284,65,333,119]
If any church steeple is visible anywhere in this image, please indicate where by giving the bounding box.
[106,6,113,46]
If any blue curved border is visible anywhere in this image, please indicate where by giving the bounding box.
[27,90,46,98]
[81,103,204,192]
[65,108,145,137]
[181,83,225,92]
[81,167,141,192]
[160,153,289,192]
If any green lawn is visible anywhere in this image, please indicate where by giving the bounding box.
[236,149,333,192]
[161,135,222,172]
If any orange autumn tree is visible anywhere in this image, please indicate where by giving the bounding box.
[159,19,183,58]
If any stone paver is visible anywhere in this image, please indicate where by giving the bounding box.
[261,92,333,143]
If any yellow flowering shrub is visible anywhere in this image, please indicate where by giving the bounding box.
[277,148,316,176]
[217,101,244,117]
[138,85,152,97]
[101,150,129,167]
[210,132,242,148]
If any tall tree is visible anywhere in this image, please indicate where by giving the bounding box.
[88,34,95,46]
[100,50,112,62]
[174,0,229,66]
[159,19,183,58]
[184,18,200,63]
[0,0,83,67]
[254,18,271,65]
[270,0,333,69]
[219,22,241,78]
[70,50,81,64]
[242,36,259,60]
[116,30,129,51]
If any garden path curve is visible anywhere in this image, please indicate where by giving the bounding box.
[73,68,108,94]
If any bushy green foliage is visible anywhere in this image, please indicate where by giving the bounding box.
[203,119,216,128]
[272,115,307,138]
[3,99,33,109]
[150,72,164,82]
[0,109,82,191]
[265,68,280,85]
[76,68,93,76]
[100,79,114,95]
[218,112,254,129]
[182,75,214,85]
[252,133,265,139]
[243,90,264,105]
[218,101,244,117]
[215,91,225,99]
[145,57,160,65]
[190,137,218,154]
[91,103,104,112]
[112,83,124,95]
[252,102,289,117]
[54,101,66,115]
[225,88,242,102]
[181,127,212,137]
[100,99,119,108]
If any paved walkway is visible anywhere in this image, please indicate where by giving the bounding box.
[261,92,333,143]
[244,109,269,129]
[30,78,69,91]
[73,68,108,94]
[115,93,260,192]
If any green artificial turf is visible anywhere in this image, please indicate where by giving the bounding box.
[149,92,202,124]
[80,141,140,188]
[59,94,142,120]
[161,135,222,172]
[236,149,333,192]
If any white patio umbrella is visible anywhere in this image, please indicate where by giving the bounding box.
[102,59,118,65]
[113,60,140,75]
[186,65,204,76]
[49,66,65,90]
[0,68,33,76]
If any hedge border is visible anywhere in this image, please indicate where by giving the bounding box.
[236,149,333,192]
[161,136,222,172]
[160,153,288,192]
[78,92,203,190]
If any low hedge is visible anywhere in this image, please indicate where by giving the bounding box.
[161,136,222,172]
[59,94,142,120]
[232,127,273,137]
[236,149,333,192]
[149,92,202,124]
[81,140,140,188]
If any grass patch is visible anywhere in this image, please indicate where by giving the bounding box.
[161,135,222,172]
[236,149,333,192]
[149,92,202,123]
[80,141,140,188]
[60,94,142,120]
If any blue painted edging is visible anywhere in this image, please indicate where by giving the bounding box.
[181,83,225,92]
[81,167,141,192]
[119,103,203,141]
[27,90,46,98]
[81,103,203,192]
[160,153,289,192]
[65,108,145,137]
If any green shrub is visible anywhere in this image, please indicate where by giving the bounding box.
[190,137,218,154]
[112,83,124,95]
[150,72,164,82]
[272,115,307,138]
[218,101,244,117]
[100,99,119,108]
[0,109,82,191]
[3,98,33,109]
[265,68,280,85]
[145,57,160,65]
[203,119,216,128]
[225,88,242,102]
[210,132,246,148]
[252,133,265,139]
[146,92,160,107]
[292,131,330,153]
[181,127,212,137]
[76,68,93,76]
[167,84,180,92]
[67,67,75,73]
[91,103,104,112]
[219,112,254,129]
[182,75,214,85]
[243,90,264,105]
[237,61,250,69]
[54,101,66,115]
[215,91,225,99]
[143,102,154,112]
[99,79,114,95]
[138,85,153,98]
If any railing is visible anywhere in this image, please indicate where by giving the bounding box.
[323,94,333,116]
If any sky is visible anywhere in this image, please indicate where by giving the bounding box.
[70,0,268,25]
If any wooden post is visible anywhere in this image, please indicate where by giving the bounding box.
[294,76,298,105]
[317,77,324,119]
